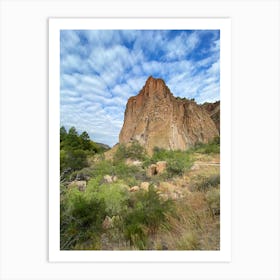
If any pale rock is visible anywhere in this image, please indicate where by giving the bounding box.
[130,186,140,192]
[146,164,157,177]
[68,180,87,191]
[201,101,220,132]
[140,182,150,191]
[103,175,113,183]
[125,158,142,166]
[156,161,167,174]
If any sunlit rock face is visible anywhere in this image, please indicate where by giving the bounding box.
[201,101,220,132]
[119,76,219,154]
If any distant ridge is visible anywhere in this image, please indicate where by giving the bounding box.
[95,142,111,151]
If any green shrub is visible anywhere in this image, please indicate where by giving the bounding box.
[113,141,147,162]
[88,182,129,216]
[190,174,220,192]
[124,187,174,249]
[60,149,88,174]
[114,162,143,180]
[89,160,114,177]
[87,160,145,187]
[60,126,107,179]
[206,187,220,216]
[150,148,193,177]
[60,189,106,250]
[193,136,220,154]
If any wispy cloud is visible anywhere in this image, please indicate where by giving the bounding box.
[60,30,220,146]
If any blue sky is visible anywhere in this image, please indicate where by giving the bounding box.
[60,30,220,147]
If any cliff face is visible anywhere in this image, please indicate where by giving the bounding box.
[119,76,219,154]
[201,101,220,132]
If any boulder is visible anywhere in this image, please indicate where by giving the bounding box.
[146,161,167,177]
[125,159,142,166]
[129,186,140,192]
[103,175,113,183]
[156,161,167,174]
[140,182,149,191]
[68,180,87,191]
[146,164,157,177]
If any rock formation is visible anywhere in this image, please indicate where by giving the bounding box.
[119,76,219,154]
[201,101,220,132]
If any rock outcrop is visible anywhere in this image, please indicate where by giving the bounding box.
[119,76,219,154]
[201,101,220,132]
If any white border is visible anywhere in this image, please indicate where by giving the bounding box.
[49,18,231,262]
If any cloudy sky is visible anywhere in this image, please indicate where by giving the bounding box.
[60,30,220,147]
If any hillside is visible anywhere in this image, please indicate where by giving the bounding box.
[60,139,220,250]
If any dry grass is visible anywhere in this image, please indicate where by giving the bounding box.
[150,191,220,250]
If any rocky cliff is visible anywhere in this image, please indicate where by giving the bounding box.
[119,76,219,154]
[201,101,220,132]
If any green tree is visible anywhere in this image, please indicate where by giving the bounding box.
[65,127,80,149]
[79,131,92,151]
[60,126,67,144]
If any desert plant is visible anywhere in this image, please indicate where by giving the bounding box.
[206,187,220,216]
[60,189,106,250]
[88,182,129,216]
[113,141,147,163]
[150,148,193,177]
[190,174,220,192]
[192,136,220,154]
[124,187,174,249]
[176,232,200,250]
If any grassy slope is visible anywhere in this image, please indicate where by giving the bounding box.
[60,140,220,250]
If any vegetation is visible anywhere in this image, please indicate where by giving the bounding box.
[149,147,193,177]
[60,126,108,180]
[60,131,220,250]
[113,141,147,163]
[191,136,220,154]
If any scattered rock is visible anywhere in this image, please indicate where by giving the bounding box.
[146,164,157,176]
[146,161,167,177]
[125,158,142,166]
[68,180,87,191]
[103,175,117,183]
[103,175,113,183]
[156,161,167,174]
[75,173,90,181]
[140,182,149,191]
[130,186,140,192]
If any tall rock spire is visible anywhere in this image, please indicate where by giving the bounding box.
[119,76,219,154]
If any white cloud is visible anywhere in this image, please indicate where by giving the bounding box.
[164,31,200,60]
[60,30,220,146]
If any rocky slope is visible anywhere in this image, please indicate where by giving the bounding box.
[201,101,220,133]
[119,76,219,154]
